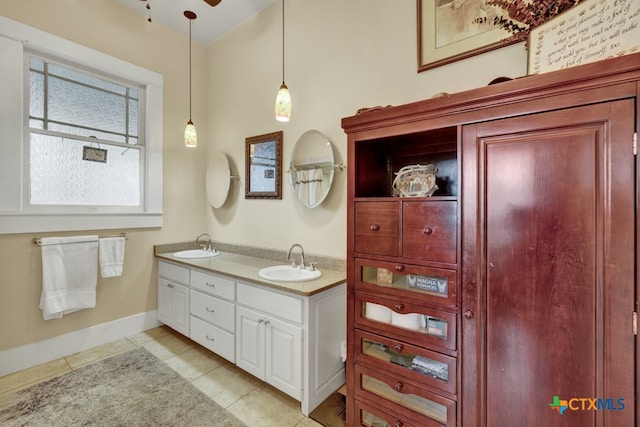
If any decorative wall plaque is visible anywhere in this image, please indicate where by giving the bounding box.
[528,0,640,75]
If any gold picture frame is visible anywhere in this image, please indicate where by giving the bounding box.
[417,0,517,72]
[245,131,283,199]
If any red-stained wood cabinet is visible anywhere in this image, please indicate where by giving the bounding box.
[342,52,640,427]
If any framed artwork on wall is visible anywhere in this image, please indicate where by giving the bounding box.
[417,0,517,72]
[245,131,283,199]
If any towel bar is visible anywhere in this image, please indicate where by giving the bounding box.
[33,233,127,246]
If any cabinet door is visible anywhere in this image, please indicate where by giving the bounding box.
[172,282,190,336]
[462,100,635,426]
[236,306,265,380]
[157,278,172,326]
[265,316,302,400]
[157,278,189,336]
[402,201,457,264]
[354,201,400,257]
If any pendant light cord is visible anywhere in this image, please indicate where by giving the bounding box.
[189,17,193,120]
[281,0,285,85]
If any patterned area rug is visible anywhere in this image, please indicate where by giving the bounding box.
[0,347,247,427]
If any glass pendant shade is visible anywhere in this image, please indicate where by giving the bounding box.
[184,120,197,147]
[184,10,197,148]
[275,83,291,122]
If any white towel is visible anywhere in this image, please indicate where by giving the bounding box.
[39,235,99,320]
[99,237,125,278]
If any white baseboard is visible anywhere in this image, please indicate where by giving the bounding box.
[0,310,160,377]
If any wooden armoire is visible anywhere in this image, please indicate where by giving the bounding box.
[342,52,640,426]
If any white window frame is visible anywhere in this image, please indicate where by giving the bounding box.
[0,17,163,234]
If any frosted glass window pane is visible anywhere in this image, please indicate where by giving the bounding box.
[48,63,126,95]
[128,98,138,137]
[30,57,44,72]
[30,119,44,129]
[30,71,44,119]
[30,133,140,206]
[48,75,127,135]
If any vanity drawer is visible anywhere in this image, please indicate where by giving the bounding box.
[190,289,235,333]
[355,364,456,427]
[355,329,456,395]
[354,202,400,257]
[190,316,235,363]
[158,261,190,286]
[237,282,302,324]
[355,259,457,308]
[402,201,457,264]
[355,293,456,352]
[191,269,236,301]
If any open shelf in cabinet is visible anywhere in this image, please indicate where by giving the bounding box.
[354,126,458,198]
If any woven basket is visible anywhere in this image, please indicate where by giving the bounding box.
[392,164,439,197]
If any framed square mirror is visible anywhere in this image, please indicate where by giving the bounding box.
[245,131,283,199]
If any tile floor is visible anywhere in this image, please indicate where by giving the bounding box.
[0,326,323,427]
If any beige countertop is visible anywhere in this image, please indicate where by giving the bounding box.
[155,250,346,297]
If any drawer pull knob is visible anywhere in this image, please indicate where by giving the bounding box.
[464,310,475,319]
[167,283,174,289]
[206,282,215,288]
[395,304,404,311]
[394,343,404,352]
[205,335,215,341]
[394,265,404,272]
[370,224,380,231]
[206,307,215,313]
[422,227,433,235]
[395,422,404,427]
[394,381,404,392]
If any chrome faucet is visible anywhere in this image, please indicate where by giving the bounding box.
[196,233,213,252]
[287,243,305,268]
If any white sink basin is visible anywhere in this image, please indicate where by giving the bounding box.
[173,249,219,259]
[258,265,321,282]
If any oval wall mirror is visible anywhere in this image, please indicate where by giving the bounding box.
[206,151,231,208]
[289,130,335,208]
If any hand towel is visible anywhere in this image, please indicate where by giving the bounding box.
[39,235,99,320]
[99,237,125,278]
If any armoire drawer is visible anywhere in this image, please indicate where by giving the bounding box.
[354,202,400,257]
[402,201,457,264]
[190,289,235,332]
[355,399,421,427]
[190,315,235,363]
[355,293,456,352]
[355,329,456,395]
[355,259,457,308]
[355,364,456,427]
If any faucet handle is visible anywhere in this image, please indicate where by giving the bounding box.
[308,262,318,271]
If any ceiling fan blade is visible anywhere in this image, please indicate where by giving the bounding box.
[204,0,222,6]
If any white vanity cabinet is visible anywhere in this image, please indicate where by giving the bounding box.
[235,281,347,416]
[236,284,303,400]
[157,262,190,336]
[189,270,236,363]
[156,259,346,416]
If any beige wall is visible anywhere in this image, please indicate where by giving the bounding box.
[204,0,527,256]
[0,0,526,351]
[0,0,210,350]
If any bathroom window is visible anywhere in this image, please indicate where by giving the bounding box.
[0,17,163,234]
[27,55,144,208]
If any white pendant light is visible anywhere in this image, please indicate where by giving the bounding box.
[274,0,291,122]
[184,10,197,147]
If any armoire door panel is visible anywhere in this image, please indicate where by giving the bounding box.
[462,100,635,426]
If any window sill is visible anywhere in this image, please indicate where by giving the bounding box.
[0,212,162,235]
